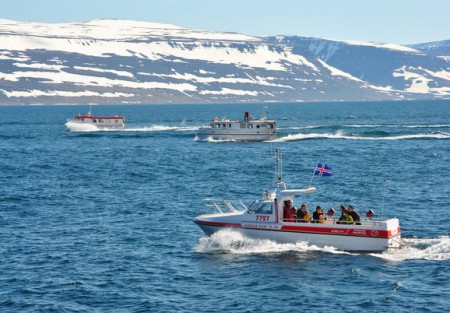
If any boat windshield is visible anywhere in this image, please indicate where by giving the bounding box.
[247,200,274,215]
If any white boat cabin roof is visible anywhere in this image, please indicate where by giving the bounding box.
[74,115,125,120]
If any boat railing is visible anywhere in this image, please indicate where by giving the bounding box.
[327,219,384,227]
[284,218,385,227]
[204,198,248,213]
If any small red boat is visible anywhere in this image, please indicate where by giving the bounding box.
[66,107,125,130]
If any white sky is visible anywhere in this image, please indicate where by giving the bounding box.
[1,0,449,44]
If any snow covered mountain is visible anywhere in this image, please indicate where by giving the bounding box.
[408,40,450,57]
[0,19,449,105]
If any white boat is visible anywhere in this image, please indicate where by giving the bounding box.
[196,110,276,141]
[194,150,402,253]
[65,107,125,130]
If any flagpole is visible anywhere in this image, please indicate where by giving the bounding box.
[309,161,318,188]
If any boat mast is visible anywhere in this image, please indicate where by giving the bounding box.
[262,106,269,120]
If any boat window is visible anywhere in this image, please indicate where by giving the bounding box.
[228,124,231,128]
[240,123,245,128]
[222,123,227,128]
[248,124,253,128]
[261,124,267,128]
[248,201,273,214]
[256,125,260,128]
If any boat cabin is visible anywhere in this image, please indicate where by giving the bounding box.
[244,187,316,223]
[74,115,125,125]
[209,120,276,130]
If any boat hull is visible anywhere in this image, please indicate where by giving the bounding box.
[194,215,401,253]
[196,129,275,141]
[65,120,125,130]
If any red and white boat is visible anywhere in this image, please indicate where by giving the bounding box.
[65,107,125,130]
[194,150,401,252]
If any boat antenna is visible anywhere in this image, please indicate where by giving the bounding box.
[382,178,386,219]
[87,105,92,117]
[274,148,282,184]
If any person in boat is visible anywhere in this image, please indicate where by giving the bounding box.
[337,205,354,224]
[244,111,249,122]
[312,206,326,223]
[297,203,311,223]
[283,200,297,222]
[348,205,361,225]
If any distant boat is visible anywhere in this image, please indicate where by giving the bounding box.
[65,107,125,130]
[196,109,276,141]
[194,149,402,253]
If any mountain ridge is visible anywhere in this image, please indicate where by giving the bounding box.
[0,19,449,105]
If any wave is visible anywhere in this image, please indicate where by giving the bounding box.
[193,135,237,143]
[65,121,199,133]
[65,121,101,132]
[404,124,450,129]
[194,229,347,255]
[272,131,450,142]
[285,124,450,130]
[373,236,450,261]
[124,125,199,132]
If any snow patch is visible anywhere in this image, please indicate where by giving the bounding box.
[424,68,450,81]
[0,70,197,92]
[73,66,135,78]
[393,66,431,94]
[0,18,259,42]
[1,89,134,98]
[344,40,422,53]
[199,88,258,96]
[317,59,362,82]
[13,62,65,71]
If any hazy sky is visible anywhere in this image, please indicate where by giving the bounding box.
[1,0,449,44]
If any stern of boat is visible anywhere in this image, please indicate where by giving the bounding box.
[384,218,401,249]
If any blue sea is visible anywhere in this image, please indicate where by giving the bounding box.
[1,101,449,312]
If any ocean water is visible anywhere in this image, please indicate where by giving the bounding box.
[0,101,449,312]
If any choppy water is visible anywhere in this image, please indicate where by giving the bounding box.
[1,101,449,312]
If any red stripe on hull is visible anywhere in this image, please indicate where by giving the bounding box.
[281,225,393,238]
[195,221,241,228]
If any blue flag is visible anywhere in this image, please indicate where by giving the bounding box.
[314,163,332,176]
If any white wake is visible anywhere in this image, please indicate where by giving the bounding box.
[373,236,450,261]
[272,131,450,142]
[195,230,450,261]
[194,229,346,255]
